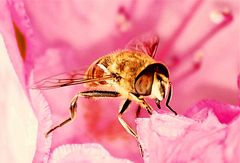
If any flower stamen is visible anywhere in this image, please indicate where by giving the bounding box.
[170,7,233,71]
[116,6,132,32]
[160,0,204,59]
[182,8,233,60]
[210,7,232,24]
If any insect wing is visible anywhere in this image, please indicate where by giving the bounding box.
[32,70,113,90]
[126,34,159,58]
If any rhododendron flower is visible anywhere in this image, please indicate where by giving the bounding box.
[137,100,240,162]
[0,0,239,163]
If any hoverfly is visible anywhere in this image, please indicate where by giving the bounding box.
[34,34,177,156]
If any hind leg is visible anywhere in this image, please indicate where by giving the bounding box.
[45,90,120,137]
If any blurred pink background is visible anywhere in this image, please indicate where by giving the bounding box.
[0,0,239,162]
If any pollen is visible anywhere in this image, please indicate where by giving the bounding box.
[116,6,132,32]
[209,8,231,24]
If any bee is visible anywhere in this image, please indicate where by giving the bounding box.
[34,34,177,156]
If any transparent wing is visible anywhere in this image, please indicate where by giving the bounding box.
[32,70,113,90]
[125,34,159,58]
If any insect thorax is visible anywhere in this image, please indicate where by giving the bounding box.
[85,50,155,94]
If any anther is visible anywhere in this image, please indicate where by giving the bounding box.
[116,6,131,32]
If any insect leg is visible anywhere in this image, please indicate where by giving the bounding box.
[79,90,121,98]
[155,98,161,109]
[118,99,144,156]
[45,94,78,137]
[129,93,153,115]
[136,105,141,118]
[45,90,120,137]
[166,84,177,115]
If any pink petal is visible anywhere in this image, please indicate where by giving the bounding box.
[29,88,52,163]
[0,34,37,162]
[238,74,240,101]
[23,0,127,52]
[185,100,240,124]
[0,0,26,84]
[49,143,133,163]
[7,0,239,162]
[0,1,51,162]
[136,101,240,163]
[165,0,239,112]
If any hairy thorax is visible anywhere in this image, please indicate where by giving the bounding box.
[85,50,156,96]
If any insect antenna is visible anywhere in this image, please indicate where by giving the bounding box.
[166,82,177,115]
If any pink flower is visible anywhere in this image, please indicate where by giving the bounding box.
[0,28,38,163]
[0,0,239,162]
[137,100,240,163]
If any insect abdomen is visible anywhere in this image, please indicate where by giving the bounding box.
[85,58,111,87]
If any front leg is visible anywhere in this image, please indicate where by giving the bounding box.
[45,90,120,137]
[129,93,153,115]
[166,83,177,115]
[118,99,144,156]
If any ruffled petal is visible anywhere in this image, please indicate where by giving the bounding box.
[29,88,52,163]
[185,100,240,124]
[137,101,240,163]
[0,33,37,162]
[4,0,239,162]
[49,143,133,163]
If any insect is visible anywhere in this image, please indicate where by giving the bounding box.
[34,34,177,156]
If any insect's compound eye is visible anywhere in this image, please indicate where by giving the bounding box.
[134,63,170,96]
[135,72,153,95]
[155,64,169,78]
